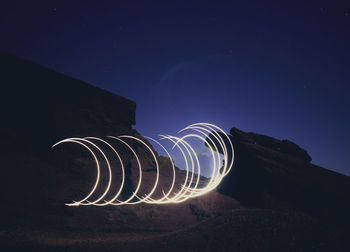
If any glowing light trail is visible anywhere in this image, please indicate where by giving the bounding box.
[52,123,234,206]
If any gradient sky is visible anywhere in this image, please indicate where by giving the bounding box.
[1,1,349,175]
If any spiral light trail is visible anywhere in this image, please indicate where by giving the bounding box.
[52,123,234,206]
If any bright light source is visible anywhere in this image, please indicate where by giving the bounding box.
[52,123,234,206]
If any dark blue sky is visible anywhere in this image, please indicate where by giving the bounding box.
[1,1,349,175]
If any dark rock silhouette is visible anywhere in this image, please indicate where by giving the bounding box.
[210,127,350,250]
[215,127,350,218]
[0,50,135,213]
[230,127,312,162]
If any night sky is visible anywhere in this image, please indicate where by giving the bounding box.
[1,1,349,175]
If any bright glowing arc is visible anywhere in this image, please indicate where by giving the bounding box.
[52,123,234,206]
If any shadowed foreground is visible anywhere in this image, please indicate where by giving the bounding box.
[1,208,326,252]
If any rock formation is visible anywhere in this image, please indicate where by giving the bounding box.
[0,51,238,239]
